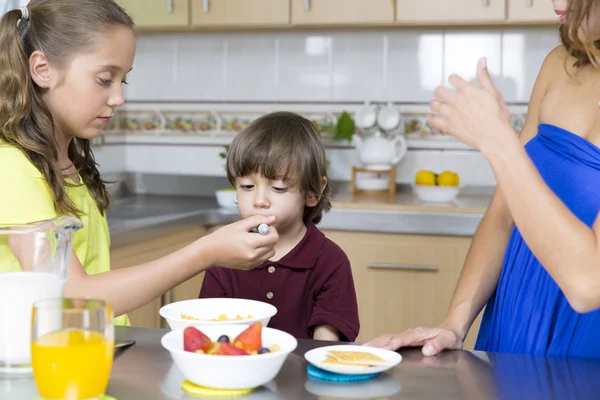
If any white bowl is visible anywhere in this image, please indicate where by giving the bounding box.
[161,325,298,390]
[413,184,460,203]
[160,298,278,331]
[215,189,237,209]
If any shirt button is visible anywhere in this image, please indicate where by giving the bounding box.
[266,291,274,299]
[268,266,276,274]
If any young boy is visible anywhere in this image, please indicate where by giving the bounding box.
[199,111,360,342]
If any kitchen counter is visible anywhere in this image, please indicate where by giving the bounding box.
[107,188,492,247]
[4,326,599,399]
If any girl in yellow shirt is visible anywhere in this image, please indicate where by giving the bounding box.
[0,0,278,326]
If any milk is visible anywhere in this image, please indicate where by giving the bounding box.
[0,272,65,373]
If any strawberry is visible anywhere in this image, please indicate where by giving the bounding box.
[233,322,262,353]
[217,342,249,356]
[183,326,212,353]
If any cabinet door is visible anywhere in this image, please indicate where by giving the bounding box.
[110,226,207,329]
[191,0,290,27]
[117,0,190,28]
[507,0,558,22]
[323,231,480,347]
[396,0,505,23]
[291,0,394,25]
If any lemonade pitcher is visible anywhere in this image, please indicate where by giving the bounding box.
[0,216,83,374]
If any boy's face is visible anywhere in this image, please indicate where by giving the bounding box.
[235,173,319,233]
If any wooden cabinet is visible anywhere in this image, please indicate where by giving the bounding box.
[323,231,481,350]
[396,0,505,24]
[110,226,207,328]
[117,0,559,30]
[507,0,558,23]
[191,0,290,27]
[291,0,394,25]
[116,0,190,28]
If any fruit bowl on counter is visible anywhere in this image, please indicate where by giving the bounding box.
[413,170,461,203]
[161,323,297,390]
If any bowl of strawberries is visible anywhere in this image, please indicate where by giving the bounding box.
[161,322,298,390]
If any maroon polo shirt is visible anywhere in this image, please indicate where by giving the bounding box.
[199,222,360,341]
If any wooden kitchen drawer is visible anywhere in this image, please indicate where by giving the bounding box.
[323,231,481,348]
[191,0,290,27]
[291,0,394,25]
[396,0,506,24]
[116,0,190,28]
[110,225,207,329]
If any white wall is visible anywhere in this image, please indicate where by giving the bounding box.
[125,28,559,103]
[97,27,560,188]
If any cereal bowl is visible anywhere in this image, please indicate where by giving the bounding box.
[159,298,277,331]
[160,325,297,390]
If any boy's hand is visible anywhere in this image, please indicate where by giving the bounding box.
[204,215,278,270]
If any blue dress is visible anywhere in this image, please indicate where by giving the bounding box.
[475,124,600,358]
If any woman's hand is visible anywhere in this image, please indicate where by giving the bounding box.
[428,57,515,152]
[204,215,278,270]
[364,326,463,356]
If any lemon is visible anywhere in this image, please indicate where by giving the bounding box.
[415,170,436,186]
[437,171,460,186]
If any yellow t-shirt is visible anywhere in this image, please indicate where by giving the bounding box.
[0,144,130,326]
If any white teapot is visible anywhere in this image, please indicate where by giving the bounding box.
[352,130,408,171]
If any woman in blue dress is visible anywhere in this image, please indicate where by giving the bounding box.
[367,0,600,359]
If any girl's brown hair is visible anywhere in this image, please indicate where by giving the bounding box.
[226,111,332,224]
[560,0,600,68]
[0,0,133,216]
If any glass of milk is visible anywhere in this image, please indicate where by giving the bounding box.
[0,216,83,375]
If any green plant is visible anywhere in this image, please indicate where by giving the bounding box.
[334,111,355,142]
[219,144,231,159]
[313,111,355,143]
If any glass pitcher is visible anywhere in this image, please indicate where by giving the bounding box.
[0,216,83,375]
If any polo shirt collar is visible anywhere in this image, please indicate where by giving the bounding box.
[269,221,324,270]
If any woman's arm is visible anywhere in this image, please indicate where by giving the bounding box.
[430,48,600,313]
[364,170,515,353]
[480,130,600,313]
[365,48,552,353]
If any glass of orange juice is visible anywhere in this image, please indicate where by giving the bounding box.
[31,298,114,400]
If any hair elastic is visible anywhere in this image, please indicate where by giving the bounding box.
[19,6,30,21]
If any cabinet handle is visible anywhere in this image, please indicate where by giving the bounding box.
[166,0,173,13]
[203,0,209,13]
[368,263,439,272]
[525,0,532,6]
[304,0,310,11]
[482,0,489,7]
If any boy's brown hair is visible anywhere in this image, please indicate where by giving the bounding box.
[226,111,332,224]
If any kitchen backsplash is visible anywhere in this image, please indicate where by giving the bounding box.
[95,27,560,190]
[125,27,559,103]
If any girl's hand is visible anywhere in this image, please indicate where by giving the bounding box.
[204,215,278,270]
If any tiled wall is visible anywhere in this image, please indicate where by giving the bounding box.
[125,27,560,103]
[108,27,561,189]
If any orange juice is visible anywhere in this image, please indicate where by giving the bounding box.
[32,329,113,399]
